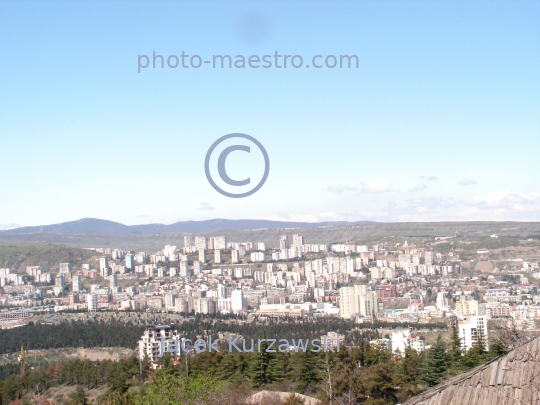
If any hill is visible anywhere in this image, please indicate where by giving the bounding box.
[0,220,539,252]
[0,217,376,236]
[0,242,98,273]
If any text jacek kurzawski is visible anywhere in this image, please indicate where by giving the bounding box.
[157,334,342,357]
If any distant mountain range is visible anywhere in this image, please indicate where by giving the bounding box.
[0,218,377,236]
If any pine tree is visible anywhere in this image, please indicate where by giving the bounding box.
[448,325,465,371]
[297,346,320,393]
[68,386,88,405]
[397,346,423,386]
[420,335,449,387]
[269,351,293,382]
[249,339,275,388]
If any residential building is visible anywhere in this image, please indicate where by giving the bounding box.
[125,254,135,270]
[194,236,206,250]
[292,234,304,246]
[87,294,98,312]
[339,284,378,319]
[59,263,71,273]
[138,324,182,365]
[72,275,81,293]
[231,289,247,313]
[193,260,202,275]
[280,235,288,250]
[376,284,397,301]
[455,300,479,318]
[391,329,425,355]
[459,315,489,351]
[231,249,239,264]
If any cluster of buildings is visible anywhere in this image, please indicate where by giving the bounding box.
[1,235,539,355]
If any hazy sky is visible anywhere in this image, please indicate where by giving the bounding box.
[0,1,539,228]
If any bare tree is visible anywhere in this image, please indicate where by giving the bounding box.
[320,351,334,405]
[336,388,357,405]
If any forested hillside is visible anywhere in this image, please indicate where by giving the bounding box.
[0,327,503,405]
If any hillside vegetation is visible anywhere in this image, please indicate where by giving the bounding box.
[0,242,97,273]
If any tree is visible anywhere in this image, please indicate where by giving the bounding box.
[448,326,466,371]
[297,347,320,394]
[353,362,397,404]
[268,351,293,382]
[420,335,449,387]
[397,346,423,387]
[107,362,130,393]
[133,371,223,405]
[249,339,275,388]
[68,386,88,405]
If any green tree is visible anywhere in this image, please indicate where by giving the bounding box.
[249,339,275,388]
[133,371,223,405]
[107,362,130,393]
[68,386,88,405]
[269,351,294,382]
[420,335,449,387]
[397,346,423,386]
[297,347,320,393]
[353,362,397,405]
[448,326,465,371]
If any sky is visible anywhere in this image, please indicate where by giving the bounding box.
[0,0,539,228]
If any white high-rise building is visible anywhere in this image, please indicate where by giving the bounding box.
[87,294,98,312]
[292,234,304,246]
[110,274,118,289]
[459,315,489,351]
[59,263,71,273]
[198,249,206,263]
[214,249,222,264]
[279,235,288,250]
[339,284,378,320]
[424,251,434,265]
[231,289,247,313]
[125,254,135,270]
[180,260,188,277]
[99,257,108,271]
[195,236,206,250]
[54,274,65,296]
[213,236,226,250]
[217,283,227,299]
[231,249,239,264]
[193,260,202,275]
[165,293,176,309]
[436,292,449,309]
[72,275,81,293]
[184,236,192,248]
